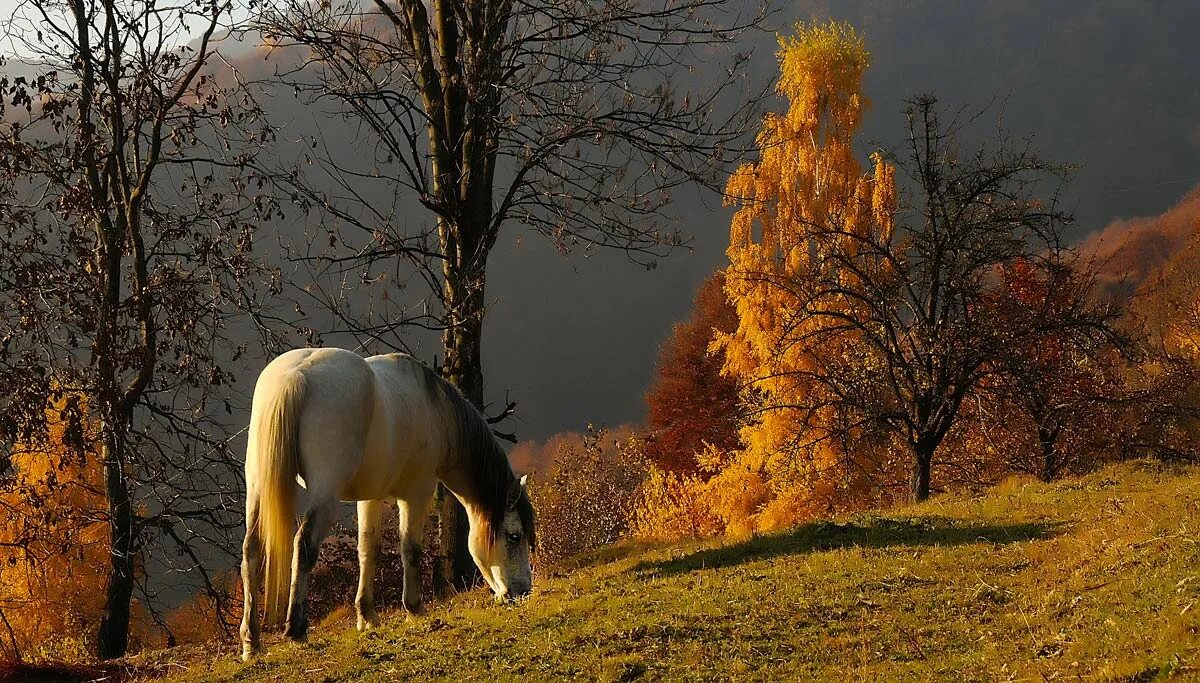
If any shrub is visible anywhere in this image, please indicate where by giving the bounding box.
[527,427,649,564]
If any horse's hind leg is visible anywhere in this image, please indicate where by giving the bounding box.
[284,498,335,642]
[240,497,265,661]
[354,499,383,631]
[397,484,435,615]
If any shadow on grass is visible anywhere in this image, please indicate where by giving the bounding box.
[545,539,680,575]
[634,516,1060,577]
[0,661,147,683]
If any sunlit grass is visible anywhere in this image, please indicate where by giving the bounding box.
[145,460,1200,681]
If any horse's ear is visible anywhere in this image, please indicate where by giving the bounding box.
[519,474,530,489]
[506,477,523,509]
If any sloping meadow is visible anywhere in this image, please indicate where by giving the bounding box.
[145,460,1200,681]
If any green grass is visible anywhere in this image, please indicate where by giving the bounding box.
[147,460,1200,681]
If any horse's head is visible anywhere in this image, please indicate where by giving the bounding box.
[469,474,536,601]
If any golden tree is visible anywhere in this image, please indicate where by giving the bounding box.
[714,21,896,519]
[0,395,152,661]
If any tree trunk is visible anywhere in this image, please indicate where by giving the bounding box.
[1038,426,1059,483]
[96,425,135,660]
[909,437,935,503]
[434,488,474,594]
[94,219,137,660]
[435,263,487,594]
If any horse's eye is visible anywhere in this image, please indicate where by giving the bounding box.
[506,532,521,545]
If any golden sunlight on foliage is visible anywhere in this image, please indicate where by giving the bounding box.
[0,394,150,662]
[641,21,898,537]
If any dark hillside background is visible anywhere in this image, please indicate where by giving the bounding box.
[486,0,1200,443]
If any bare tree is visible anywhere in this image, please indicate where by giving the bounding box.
[0,0,277,658]
[255,0,767,589]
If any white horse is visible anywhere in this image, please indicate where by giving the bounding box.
[238,348,536,661]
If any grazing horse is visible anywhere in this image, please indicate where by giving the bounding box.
[238,348,536,661]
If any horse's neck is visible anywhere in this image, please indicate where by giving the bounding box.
[437,437,514,531]
[439,444,510,504]
[411,360,514,525]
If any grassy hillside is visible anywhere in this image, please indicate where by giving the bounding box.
[147,460,1200,682]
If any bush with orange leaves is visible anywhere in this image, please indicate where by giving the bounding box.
[633,435,910,540]
[643,273,741,476]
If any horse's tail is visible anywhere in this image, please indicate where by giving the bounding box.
[248,369,306,628]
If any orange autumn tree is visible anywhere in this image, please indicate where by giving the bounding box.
[644,272,741,476]
[715,22,896,526]
[985,260,1125,480]
[0,394,150,661]
[636,22,898,538]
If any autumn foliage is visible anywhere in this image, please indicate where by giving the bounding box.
[0,395,244,661]
[985,260,1125,479]
[643,273,740,475]
[525,427,648,565]
[637,22,895,538]
[0,395,152,661]
[634,21,1159,542]
[1081,185,1200,300]
[0,9,1196,668]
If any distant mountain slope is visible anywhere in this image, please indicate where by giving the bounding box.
[1080,185,1200,300]
[143,459,1200,681]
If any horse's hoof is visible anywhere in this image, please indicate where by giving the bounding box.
[241,642,263,662]
[403,602,425,619]
[283,624,308,643]
[356,613,380,632]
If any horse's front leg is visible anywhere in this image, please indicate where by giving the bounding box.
[398,488,434,615]
[355,499,383,631]
[284,499,334,642]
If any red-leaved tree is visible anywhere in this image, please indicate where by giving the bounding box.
[644,273,741,475]
[983,258,1125,480]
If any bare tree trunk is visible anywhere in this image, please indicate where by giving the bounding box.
[910,438,935,503]
[94,218,137,660]
[435,264,486,594]
[97,424,135,660]
[441,279,485,406]
[1038,426,1060,483]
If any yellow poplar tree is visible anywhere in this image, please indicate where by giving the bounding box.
[713,21,897,526]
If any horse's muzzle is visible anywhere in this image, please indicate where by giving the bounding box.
[502,583,532,601]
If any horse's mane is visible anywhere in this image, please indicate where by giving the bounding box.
[408,357,536,551]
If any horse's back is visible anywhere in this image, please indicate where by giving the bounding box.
[253,348,376,498]
[250,348,447,501]
[355,353,447,499]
